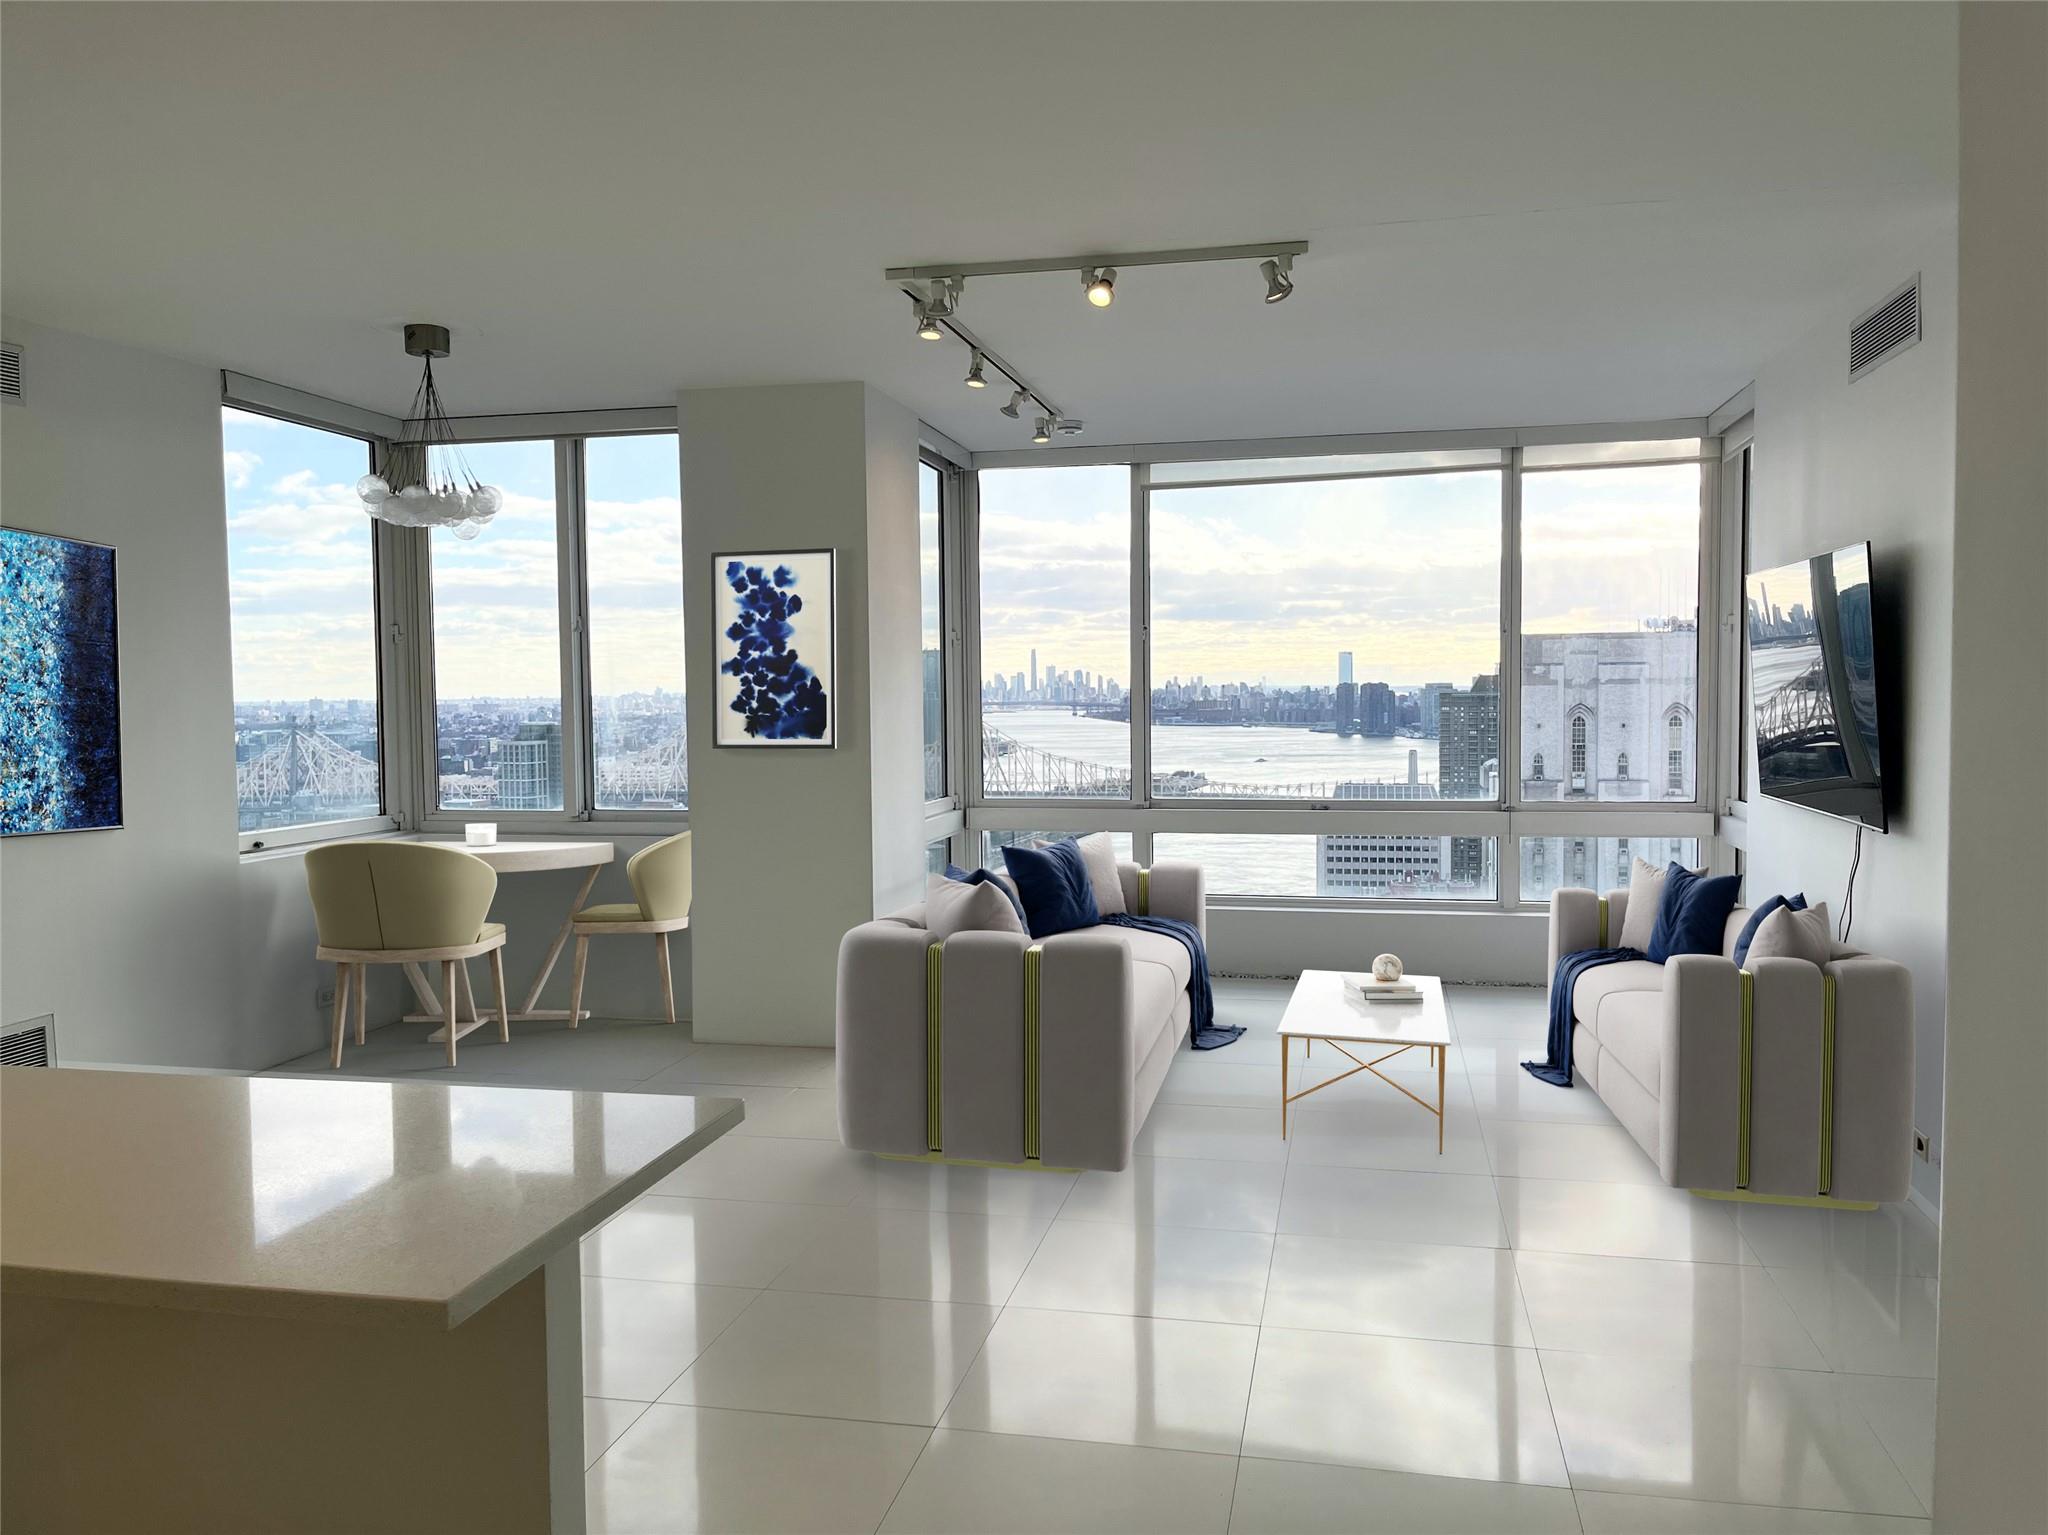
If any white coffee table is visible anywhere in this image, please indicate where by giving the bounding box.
[1279,970,1451,1152]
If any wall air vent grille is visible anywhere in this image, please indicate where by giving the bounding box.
[0,343,21,402]
[1849,277,1921,381]
[0,1015,55,1068]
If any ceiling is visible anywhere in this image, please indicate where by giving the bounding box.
[1,2,1957,449]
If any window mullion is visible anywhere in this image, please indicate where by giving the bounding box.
[558,437,592,820]
[1129,462,1151,809]
[1500,451,1523,910]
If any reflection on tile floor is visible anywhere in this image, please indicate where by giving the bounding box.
[269,978,1940,1534]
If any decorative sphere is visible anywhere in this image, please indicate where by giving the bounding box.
[470,484,504,519]
[1371,953,1404,982]
[452,518,482,541]
[356,473,391,506]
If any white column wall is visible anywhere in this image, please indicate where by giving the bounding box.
[1930,4,2048,1529]
[678,382,920,1045]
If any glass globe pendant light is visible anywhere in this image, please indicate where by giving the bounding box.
[356,323,504,536]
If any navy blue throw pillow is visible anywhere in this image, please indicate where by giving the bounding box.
[943,863,1027,926]
[1647,863,1745,964]
[1000,838,1101,939]
[1732,892,1807,969]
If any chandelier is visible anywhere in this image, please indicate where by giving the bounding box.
[356,323,503,540]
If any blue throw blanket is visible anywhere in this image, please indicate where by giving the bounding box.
[1523,948,1641,1086]
[1103,914,1240,1050]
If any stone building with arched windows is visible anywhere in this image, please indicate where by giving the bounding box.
[1520,628,1696,803]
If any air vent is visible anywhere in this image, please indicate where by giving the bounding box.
[0,342,21,402]
[1849,277,1921,381]
[1,1015,56,1068]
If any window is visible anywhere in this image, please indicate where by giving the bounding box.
[978,830,1133,870]
[1520,458,1701,803]
[1147,459,1502,800]
[585,434,686,810]
[977,466,1131,797]
[919,460,946,801]
[1532,751,1544,780]
[223,409,382,834]
[1154,833,1496,901]
[925,837,953,876]
[1617,751,1630,780]
[429,440,563,810]
[1667,711,1686,793]
[1519,836,1698,902]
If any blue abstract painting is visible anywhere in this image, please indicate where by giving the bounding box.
[714,549,834,747]
[2,528,124,834]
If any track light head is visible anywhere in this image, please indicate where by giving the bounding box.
[915,304,944,341]
[1083,266,1117,308]
[999,388,1029,419]
[924,277,958,319]
[964,351,988,389]
[1260,256,1295,304]
[1031,416,1053,444]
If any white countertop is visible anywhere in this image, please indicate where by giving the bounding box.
[409,837,616,873]
[1,1069,741,1328]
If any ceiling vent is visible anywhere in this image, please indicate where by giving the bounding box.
[1,1014,56,1068]
[1849,276,1921,382]
[0,342,21,403]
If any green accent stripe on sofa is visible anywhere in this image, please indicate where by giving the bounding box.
[1597,896,1609,948]
[1023,944,1043,1161]
[1737,969,1754,1189]
[926,942,944,1153]
[1137,868,1150,916]
[1820,973,1837,1196]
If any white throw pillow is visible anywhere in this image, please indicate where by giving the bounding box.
[1617,857,1668,953]
[924,874,1027,940]
[1745,900,1832,966]
[1074,832,1127,917]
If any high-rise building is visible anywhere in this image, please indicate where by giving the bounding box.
[1361,681,1396,736]
[1334,681,1358,733]
[1030,649,1038,696]
[1337,651,1354,687]
[1437,674,1499,799]
[495,721,562,809]
[1419,681,1455,737]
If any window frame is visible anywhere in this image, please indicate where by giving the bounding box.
[223,403,398,854]
[921,437,971,864]
[961,421,1722,912]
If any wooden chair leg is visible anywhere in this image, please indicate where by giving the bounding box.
[442,960,460,1067]
[567,935,590,1031]
[457,961,480,1026]
[354,963,368,1046]
[331,963,352,1069]
[490,948,512,1045]
[655,932,676,1026]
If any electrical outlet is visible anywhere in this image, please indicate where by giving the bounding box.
[316,985,336,1010]
[1914,1129,1932,1162]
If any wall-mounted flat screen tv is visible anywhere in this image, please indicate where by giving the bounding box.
[1746,541,1887,831]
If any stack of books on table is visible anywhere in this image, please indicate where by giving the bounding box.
[1344,973,1422,1002]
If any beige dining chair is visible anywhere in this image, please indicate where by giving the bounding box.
[305,841,510,1068]
[567,831,691,1027]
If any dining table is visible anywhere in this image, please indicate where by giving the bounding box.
[398,838,617,1043]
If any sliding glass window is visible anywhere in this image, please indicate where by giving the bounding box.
[1147,454,1503,802]
[585,434,686,810]
[977,464,1131,798]
[1519,443,1703,806]
[428,439,564,811]
[222,408,382,835]
[919,459,947,802]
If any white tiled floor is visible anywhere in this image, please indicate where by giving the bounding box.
[272,980,1941,1532]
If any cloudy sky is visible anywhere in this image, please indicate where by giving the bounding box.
[978,459,1701,692]
[223,413,682,706]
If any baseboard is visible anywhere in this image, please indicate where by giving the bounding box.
[1907,1182,1941,1229]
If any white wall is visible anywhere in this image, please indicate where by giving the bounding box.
[1749,228,1958,1211]
[0,318,258,1066]
[1931,5,2047,1529]
[679,382,921,1046]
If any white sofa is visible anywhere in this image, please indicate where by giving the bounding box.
[835,860,1204,1172]
[1549,886,1914,1204]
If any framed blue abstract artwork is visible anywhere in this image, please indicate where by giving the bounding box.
[713,548,835,748]
[2,527,124,835]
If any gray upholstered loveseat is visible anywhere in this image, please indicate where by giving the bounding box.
[835,860,1204,1172]
[1549,886,1914,1205]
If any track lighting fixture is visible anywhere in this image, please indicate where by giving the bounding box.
[924,278,958,319]
[1000,387,1029,419]
[915,305,944,341]
[1083,266,1117,308]
[1260,256,1295,304]
[964,351,988,388]
[1031,416,1053,444]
